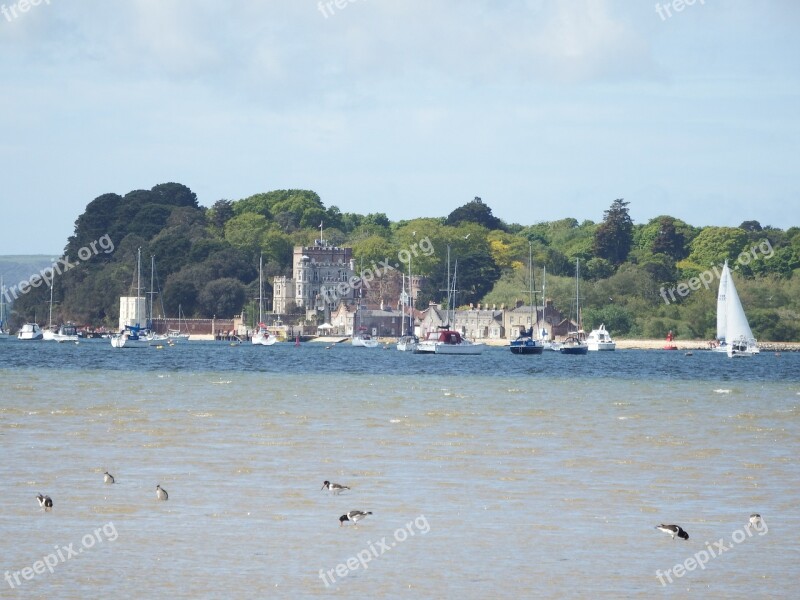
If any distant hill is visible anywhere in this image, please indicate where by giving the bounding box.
[0,256,58,289]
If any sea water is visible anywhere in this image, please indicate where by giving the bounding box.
[1,341,798,598]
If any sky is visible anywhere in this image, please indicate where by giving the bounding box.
[0,0,798,255]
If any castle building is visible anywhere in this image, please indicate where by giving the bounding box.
[272,240,356,319]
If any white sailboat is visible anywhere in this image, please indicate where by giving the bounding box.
[1,276,12,339]
[111,248,149,348]
[352,259,378,348]
[540,266,560,351]
[168,304,191,341]
[559,258,588,355]
[415,248,485,355]
[252,254,277,346]
[42,282,56,340]
[396,258,418,352]
[509,243,544,355]
[715,260,759,357]
[41,279,79,342]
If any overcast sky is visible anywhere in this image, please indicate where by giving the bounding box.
[1,0,798,254]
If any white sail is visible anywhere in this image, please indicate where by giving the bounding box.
[724,261,758,356]
[716,261,729,341]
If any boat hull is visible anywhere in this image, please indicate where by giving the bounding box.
[396,336,418,352]
[587,342,616,351]
[415,341,485,355]
[559,345,588,355]
[17,324,43,341]
[252,332,277,346]
[509,339,543,354]
[352,335,378,348]
[110,335,149,348]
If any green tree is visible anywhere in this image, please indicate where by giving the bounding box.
[197,278,246,318]
[224,213,270,255]
[687,227,749,267]
[593,198,633,265]
[445,197,505,231]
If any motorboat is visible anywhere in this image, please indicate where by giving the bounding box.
[586,324,616,351]
[17,322,43,341]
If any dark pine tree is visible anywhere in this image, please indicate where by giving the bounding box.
[445,197,505,231]
[593,198,633,265]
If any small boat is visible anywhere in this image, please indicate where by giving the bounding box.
[252,254,277,346]
[415,248,484,355]
[111,248,148,348]
[559,259,588,355]
[110,324,149,348]
[352,326,379,348]
[415,328,485,355]
[17,322,43,341]
[510,243,544,355]
[167,304,191,342]
[51,322,79,343]
[559,333,588,355]
[586,324,616,351]
[0,276,10,340]
[396,335,418,352]
[42,280,60,341]
[396,266,418,352]
[352,268,378,348]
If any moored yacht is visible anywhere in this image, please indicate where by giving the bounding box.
[509,243,544,355]
[252,254,277,346]
[586,324,616,351]
[415,328,485,355]
[352,327,379,348]
[17,322,43,341]
[51,322,79,343]
[558,259,588,355]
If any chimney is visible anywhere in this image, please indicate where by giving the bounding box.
[516,299,524,309]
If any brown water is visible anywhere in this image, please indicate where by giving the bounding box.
[1,348,799,598]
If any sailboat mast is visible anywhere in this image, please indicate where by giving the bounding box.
[47,277,54,329]
[258,254,264,324]
[401,272,406,337]
[408,253,413,335]
[528,243,533,335]
[575,258,581,331]
[136,247,142,326]
[149,255,155,328]
[542,266,547,337]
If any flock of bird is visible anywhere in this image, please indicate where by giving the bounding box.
[321,480,372,526]
[36,473,369,526]
[35,473,762,535]
[655,514,764,540]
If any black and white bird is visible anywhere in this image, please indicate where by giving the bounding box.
[104,471,115,484]
[749,514,763,528]
[156,484,168,501]
[656,524,689,540]
[339,510,372,527]
[322,481,350,495]
[36,494,53,511]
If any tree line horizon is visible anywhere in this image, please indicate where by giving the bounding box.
[7,183,800,341]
